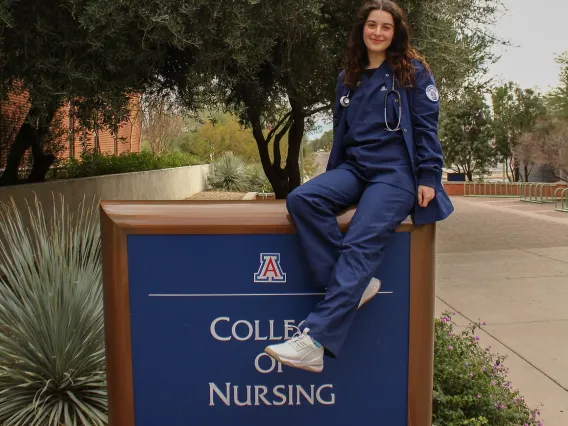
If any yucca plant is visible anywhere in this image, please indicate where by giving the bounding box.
[0,195,107,426]
[206,151,248,192]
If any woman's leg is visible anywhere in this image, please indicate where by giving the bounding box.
[265,182,415,372]
[303,183,415,357]
[286,168,365,289]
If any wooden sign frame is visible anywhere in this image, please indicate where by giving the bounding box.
[100,200,435,426]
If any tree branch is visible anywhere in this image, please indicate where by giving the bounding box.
[273,116,293,177]
[303,104,332,117]
[552,170,568,183]
[266,111,292,145]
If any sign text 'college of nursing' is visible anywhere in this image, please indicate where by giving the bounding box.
[208,316,335,407]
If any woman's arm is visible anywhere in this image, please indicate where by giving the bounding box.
[410,62,444,191]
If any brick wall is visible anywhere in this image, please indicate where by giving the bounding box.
[59,96,142,159]
[0,89,142,173]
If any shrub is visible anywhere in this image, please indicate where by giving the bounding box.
[245,163,273,193]
[48,150,204,180]
[433,312,543,426]
[206,152,249,192]
[302,151,319,180]
[0,196,107,426]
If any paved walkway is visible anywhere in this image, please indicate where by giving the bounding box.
[435,196,568,425]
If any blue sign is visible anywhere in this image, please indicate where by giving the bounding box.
[126,231,410,425]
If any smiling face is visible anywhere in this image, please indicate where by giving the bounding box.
[362,9,395,55]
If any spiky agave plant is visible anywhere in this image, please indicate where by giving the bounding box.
[206,152,249,192]
[0,195,107,426]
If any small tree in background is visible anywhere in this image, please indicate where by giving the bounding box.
[140,94,185,155]
[491,82,547,182]
[439,87,496,181]
[546,51,568,119]
[515,118,568,183]
[177,111,261,163]
[309,130,333,152]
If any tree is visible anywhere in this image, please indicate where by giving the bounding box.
[156,0,341,198]
[406,0,507,98]
[515,118,568,182]
[309,130,333,152]
[0,0,192,185]
[140,94,184,155]
[177,111,263,163]
[546,51,568,119]
[491,82,547,182]
[439,86,496,181]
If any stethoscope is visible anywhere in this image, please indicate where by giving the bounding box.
[340,73,401,132]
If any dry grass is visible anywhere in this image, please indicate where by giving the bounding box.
[185,191,248,200]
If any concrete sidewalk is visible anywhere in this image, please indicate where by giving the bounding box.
[435,196,568,425]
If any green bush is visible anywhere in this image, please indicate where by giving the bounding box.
[49,151,204,180]
[0,196,106,426]
[433,312,543,426]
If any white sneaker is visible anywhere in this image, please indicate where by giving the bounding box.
[264,327,324,373]
[358,277,381,309]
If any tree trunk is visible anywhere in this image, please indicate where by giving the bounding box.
[0,102,59,186]
[248,109,288,198]
[256,138,288,198]
[284,100,305,196]
[523,164,530,182]
[552,170,568,183]
[505,157,520,182]
[27,151,55,183]
[504,158,511,182]
[0,118,36,185]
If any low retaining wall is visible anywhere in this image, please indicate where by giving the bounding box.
[0,164,210,215]
[443,181,568,197]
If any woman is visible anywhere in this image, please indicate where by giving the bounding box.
[264,0,454,372]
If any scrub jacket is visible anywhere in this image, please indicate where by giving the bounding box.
[327,59,454,226]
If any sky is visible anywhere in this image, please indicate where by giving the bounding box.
[306,0,567,140]
[486,0,566,93]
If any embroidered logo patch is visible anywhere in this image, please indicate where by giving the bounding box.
[425,85,439,102]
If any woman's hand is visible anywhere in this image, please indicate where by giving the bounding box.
[418,185,435,208]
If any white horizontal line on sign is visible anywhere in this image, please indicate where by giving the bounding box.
[148,292,394,297]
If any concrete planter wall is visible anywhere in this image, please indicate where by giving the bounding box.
[0,164,210,215]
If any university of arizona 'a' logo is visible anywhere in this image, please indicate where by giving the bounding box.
[254,253,286,283]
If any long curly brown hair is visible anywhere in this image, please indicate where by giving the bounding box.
[342,0,431,90]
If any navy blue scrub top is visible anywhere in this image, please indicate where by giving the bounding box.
[337,62,416,195]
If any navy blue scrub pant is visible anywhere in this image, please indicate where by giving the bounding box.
[286,168,415,358]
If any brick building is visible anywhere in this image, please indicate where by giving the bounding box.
[0,89,142,174]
